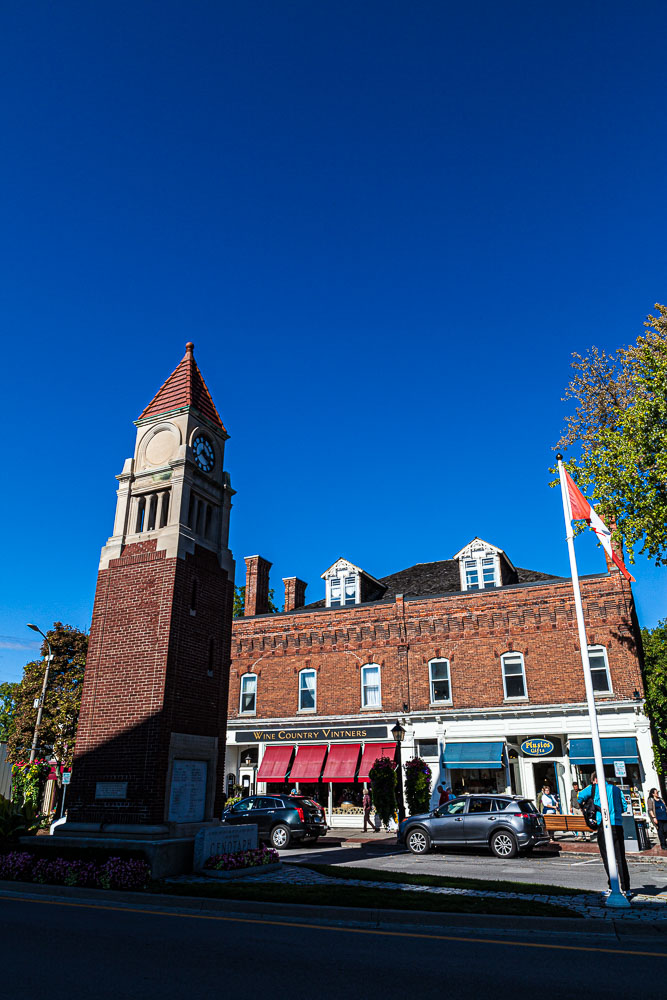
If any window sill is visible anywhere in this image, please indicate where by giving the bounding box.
[503,696,529,703]
[430,701,453,708]
[297,708,317,714]
[239,711,257,717]
[360,705,383,712]
[593,691,614,699]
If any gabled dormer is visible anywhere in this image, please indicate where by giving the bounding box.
[453,538,517,592]
[321,557,387,608]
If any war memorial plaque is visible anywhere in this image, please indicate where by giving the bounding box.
[168,759,208,822]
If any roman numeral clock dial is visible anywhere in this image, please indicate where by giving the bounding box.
[192,435,215,473]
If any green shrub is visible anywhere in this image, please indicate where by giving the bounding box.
[404,757,432,815]
[369,756,397,828]
[0,795,39,841]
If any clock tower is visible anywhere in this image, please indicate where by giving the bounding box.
[65,343,235,856]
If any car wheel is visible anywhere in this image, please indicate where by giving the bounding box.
[270,824,291,849]
[490,830,518,858]
[406,828,430,854]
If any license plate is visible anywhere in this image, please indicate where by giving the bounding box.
[313,817,321,823]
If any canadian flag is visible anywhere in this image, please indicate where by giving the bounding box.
[564,470,635,582]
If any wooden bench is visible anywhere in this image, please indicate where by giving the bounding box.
[543,814,590,835]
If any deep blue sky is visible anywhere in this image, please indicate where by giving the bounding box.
[1,1,665,681]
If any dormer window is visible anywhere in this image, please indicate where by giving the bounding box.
[464,555,498,590]
[454,538,514,592]
[330,574,358,608]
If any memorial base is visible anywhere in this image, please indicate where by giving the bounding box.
[34,820,224,879]
[203,863,281,880]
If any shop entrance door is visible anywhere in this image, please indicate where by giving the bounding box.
[532,762,561,811]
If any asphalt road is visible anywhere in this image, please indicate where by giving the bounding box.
[1,893,665,1000]
[284,841,667,895]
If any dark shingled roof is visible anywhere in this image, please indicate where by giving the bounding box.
[303,559,560,609]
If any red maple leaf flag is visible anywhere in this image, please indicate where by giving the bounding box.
[563,471,635,582]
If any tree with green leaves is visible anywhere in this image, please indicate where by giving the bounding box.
[642,619,667,780]
[554,304,667,565]
[232,584,279,618]
[7,622,87,767]
[0,682,19,743]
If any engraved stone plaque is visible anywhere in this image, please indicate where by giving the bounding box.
[168,759,208,823]
[95,781,128,800]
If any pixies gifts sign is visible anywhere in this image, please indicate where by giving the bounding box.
[234,725,390,743]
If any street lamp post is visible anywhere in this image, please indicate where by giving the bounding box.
[392,719,406,823]
[26,624,53,764]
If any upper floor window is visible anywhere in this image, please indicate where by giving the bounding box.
[501,652,527,700]
[329,574,358,608]
[588,645,612,694]
[429,658,451,704]
[464,555,498,590]
[239,673,257,714]
[298,669,317,711]
[361,664,381,708]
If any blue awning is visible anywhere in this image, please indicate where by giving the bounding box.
[569,737,639,766]
[443,741,505,769]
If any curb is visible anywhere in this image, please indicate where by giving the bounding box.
[0,879,631,940]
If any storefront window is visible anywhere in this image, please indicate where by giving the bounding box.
[450,769,505,795]
[332,784,363,815]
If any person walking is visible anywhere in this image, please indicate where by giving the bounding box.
[579,772,630,894]
[437,784,451,806]
[647,788,667,849]
[362,787,373,833]
[570,781,587,840]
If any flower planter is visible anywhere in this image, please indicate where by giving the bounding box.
[203,862,281,880]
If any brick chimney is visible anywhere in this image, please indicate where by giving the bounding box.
[283,577,307,613]
[603,521,625,575]
[244,555,272,616]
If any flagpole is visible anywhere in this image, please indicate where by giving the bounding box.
[556,455,630,909]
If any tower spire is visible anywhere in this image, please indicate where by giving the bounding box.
[138,343,227,432]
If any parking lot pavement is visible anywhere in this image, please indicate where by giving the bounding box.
[283,840,667,896]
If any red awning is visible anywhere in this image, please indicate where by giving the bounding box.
[357,742,397,782]
[257,745,294,782]
[321,743,361,783]
[289,744,328,782]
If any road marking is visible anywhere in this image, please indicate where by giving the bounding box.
[2,893,667,958]
[571,860,601,866]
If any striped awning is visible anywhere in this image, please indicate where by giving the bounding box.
[569,737,639,766]
[443,741,505,769]
[289,744,328,782]
[257,745,294,782]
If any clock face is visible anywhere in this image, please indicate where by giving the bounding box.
[192,435,215,473]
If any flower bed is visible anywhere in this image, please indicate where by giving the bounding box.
[0,851,150,890]
[204,845,279,876]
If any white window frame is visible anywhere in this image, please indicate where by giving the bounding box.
[462,554,499,591]
[428,658,452,705]
[327,572,359,608]
[239,672,257,714]
[588,645,613,695]
[501,652,528,701]
[361,663,382,709]
[298,668,317,712]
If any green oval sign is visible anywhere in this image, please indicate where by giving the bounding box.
[521,738,555,757]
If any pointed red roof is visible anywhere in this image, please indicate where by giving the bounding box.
[138,343,227,432]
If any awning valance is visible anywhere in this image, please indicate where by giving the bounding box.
[257,745,294,782]
[569,737,639,766]
[289,744,328,782]
[321,743,361,783]
[357,742,397,783]
[443,741,505,769]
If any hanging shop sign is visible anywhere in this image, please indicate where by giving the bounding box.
[234,725,389,743]
[520,737,561,758]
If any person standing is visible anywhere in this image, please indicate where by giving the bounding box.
[362,787,373,833]
[570,781,587,841]
[579,772,630,893]
[437,784,450,806]
[647,788,667,849]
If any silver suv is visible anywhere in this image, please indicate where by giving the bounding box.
[397,794,549,858]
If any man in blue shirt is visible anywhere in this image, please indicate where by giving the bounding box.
[579,772,630,893]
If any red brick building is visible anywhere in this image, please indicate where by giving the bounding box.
[226,540,655,827]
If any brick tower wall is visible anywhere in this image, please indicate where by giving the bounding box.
[70,539,233,825]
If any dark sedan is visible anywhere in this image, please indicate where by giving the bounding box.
[397,794,549,857]
[221,794,327,849]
